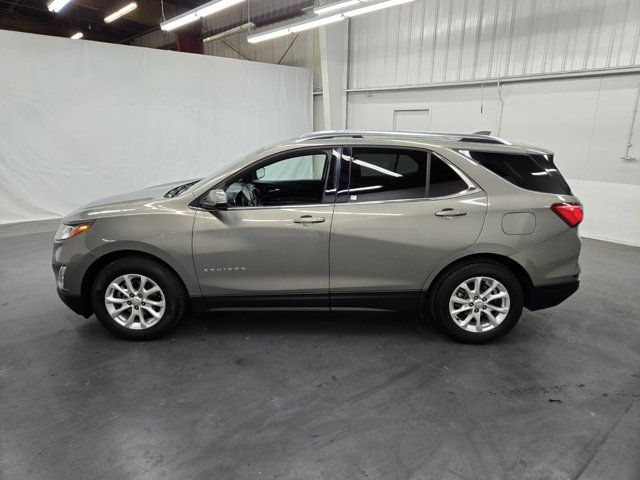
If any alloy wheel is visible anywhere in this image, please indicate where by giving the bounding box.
[104,274,166,330]
[448,276,510,333]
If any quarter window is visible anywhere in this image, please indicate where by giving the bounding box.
[428,155,470,198]
[464,151,572,195]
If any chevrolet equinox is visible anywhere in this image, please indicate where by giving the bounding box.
[52,130,582,343]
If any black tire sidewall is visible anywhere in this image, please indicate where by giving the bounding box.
[91,257,185,340]
[432,262,524,344]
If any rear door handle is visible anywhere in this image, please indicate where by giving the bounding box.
[435,208,467,218]
[294,215,325,224]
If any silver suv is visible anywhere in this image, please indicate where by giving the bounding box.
[52,131,582,343]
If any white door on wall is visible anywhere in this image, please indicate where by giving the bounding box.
[393,108,431,132]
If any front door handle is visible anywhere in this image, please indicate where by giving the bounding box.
[435,208,467,218]
[294,215,325,224]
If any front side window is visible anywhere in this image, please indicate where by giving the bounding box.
[225,151,330,207]
[345,148,428,202]
[258,154,327,181]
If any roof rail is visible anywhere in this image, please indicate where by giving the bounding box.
[297,130,512,145]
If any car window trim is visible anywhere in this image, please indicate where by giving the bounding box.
[210,203,337,211]
[332,189,483,206]
[217,187,483,211]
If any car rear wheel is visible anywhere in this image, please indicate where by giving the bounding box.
[91,256,186,340]
[430,261,523,343]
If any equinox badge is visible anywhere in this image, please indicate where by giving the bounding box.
[203,267,247,273]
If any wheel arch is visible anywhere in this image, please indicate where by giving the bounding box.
[418,253,534,313]
[80,250,191,316]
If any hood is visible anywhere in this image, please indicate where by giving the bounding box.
[62,179,198,223]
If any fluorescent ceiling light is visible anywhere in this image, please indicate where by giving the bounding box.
[314,0,361,15]
[161,0,244,31]
[197,0,244,17]
[47,0,73,13]
[247,28,291,44]
[203,21,254,42]
[104,2,137,23]
[249,0,412,43]
[248,12,345,43]
[289,14,344,32]
[70,32,83,39]
[161,11,199,31]
[343,0,413,17]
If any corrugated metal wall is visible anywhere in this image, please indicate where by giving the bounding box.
[348,0,640,89]
[130,30,320,91]
[129,0,640,93]
[129,0,320,89]
[203,31,321,90]
[199,0,315,81]
[129,0,312,50]
[201,0,311,33]
[129,29,175,49]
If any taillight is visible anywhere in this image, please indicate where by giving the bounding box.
[551,202,583,228]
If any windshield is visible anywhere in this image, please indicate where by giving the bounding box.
[182,142,284,194]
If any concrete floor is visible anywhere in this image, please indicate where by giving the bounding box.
[1,220,639,480]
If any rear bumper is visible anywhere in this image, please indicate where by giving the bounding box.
[525,280,579,311]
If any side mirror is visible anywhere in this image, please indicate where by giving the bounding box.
[255,167,265,180]
[200,189,228,210]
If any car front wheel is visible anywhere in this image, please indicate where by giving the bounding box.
[91,256,187,340]
[430,261,524,343]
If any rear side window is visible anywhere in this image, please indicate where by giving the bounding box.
[344,148,472,202]
[465,151,572,195]
[347,148,428,202]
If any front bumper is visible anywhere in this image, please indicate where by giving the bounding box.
[53,263,93,317]
[525,280,579,311]
[57,289,93,317]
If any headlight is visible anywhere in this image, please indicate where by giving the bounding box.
[54,222,93,241]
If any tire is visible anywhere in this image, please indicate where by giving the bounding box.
[91,256,187,340]
[429,261,523,344]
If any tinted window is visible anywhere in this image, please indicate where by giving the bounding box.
[428,156,470,197]
[225,152,329,207]
[530,154,572,194]
[259,154,327,181]
[346,148,427,202]
[466,151,571,194]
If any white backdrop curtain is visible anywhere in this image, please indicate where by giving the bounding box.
[0,30,312,224]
